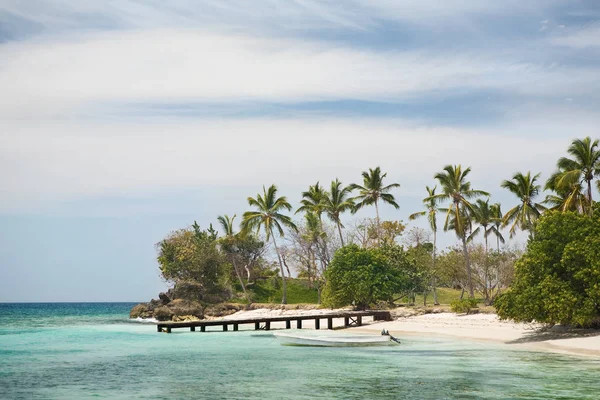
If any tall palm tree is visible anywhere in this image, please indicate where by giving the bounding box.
[296,182,327,219]
[409,185,441,305]
[241,185,297,304]
[468,199,495,254]
[544,168,589,214]
[501,172,545,237]
[554,137,600,215]
[217,214,248,299]
[426,165,489,298]
[350,167,400,243]
[322,179,354,246]
[489,203,505,252]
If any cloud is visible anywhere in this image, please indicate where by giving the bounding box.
[1,28,598,120]
[1,116,580,214]
[551,22,600,48]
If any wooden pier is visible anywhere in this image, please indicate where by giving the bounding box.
[156,310,392,333]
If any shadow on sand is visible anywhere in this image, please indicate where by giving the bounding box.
[508,325,600,344]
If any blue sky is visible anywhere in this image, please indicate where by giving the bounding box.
[1,1,599,301]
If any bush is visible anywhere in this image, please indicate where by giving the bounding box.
[450,298,478,314]
[495,207,600,327]
[322,245,410,309]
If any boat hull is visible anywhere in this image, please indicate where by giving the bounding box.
[273,331,394,347]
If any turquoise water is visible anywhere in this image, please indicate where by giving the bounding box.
[1,303,599,399]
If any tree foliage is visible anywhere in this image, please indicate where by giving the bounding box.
[322,244,411,309]
[495,205,600,327]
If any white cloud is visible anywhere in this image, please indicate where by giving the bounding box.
[551,23,600,48]
[0,29,597,119]
[1,116,579,214]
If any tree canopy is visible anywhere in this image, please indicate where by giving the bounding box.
[495,204,600,327]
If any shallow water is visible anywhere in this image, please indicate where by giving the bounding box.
[1,303,599,399]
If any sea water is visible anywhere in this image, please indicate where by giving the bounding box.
[1,303,599,399]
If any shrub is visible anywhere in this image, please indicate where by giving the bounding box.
[450,298,478,314]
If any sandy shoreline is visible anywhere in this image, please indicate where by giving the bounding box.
[223,308,600,358]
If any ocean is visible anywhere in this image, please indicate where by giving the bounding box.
[1,303,598,399]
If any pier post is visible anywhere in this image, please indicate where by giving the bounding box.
[190,326,195,332]
[357,316,362,326]
[296,319,302,329]
[223,324,228,332]
[265,321,270,330]
[255,322,260,330]
[233,324,238,331]
[327,317,333,330]
[286,320,291,329]
[344,317,350,327]
[157,325,162,332]
[315,318,320,330]
[166,327,171,333]
[201,326,206,332]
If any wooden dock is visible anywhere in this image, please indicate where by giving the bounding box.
[156,310,391,333]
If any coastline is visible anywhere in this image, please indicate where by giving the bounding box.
[221,308,600,358]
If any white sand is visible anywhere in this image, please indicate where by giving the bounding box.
[225,309,600,357]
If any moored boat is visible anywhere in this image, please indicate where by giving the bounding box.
[273,331,398,347]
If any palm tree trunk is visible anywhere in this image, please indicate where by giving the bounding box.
[496,231,500,253]
[269,230,287,304]
[231,256,248,300]
[432,230,439,305]
[587,179,593,215]
[462,235,474,298]
[336,220,345,246]
[375,200,381,245]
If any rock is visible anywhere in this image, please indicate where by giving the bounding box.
[168,299,204,319]
[129,303,152,319]
[154,306,174,321]
[158,292,171,305]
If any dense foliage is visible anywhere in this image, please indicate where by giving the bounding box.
[495,205,600,327]
[322,244,412,309]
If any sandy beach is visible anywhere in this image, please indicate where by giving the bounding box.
[224,308,600,358]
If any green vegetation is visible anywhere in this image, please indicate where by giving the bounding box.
[495,206,600,327]
[145,136,600,325]
[450,298,478,314]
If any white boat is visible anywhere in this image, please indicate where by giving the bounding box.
[273,331,398,347]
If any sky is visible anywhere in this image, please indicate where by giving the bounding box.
[1,1,599,302]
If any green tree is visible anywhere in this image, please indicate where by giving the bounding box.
[489,203,506,252]
[469,199,495,254]
[322,179,354,246]
[409,185,441,304]
[296,182,327,219]
[501,171,545,237]
[544,169,588,213]
[350,167,400,244]
[552,137,600,216]
[241,185,298,304]
[322,244,409,309]
[495,205,600,327]
[157,224,230,302]
[427,165,489,298]
[217,214,249,300]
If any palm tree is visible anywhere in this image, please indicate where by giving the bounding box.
[553,137,600,215]
[241,185,297,304]
[217,214,248,299]
[544,169,589,214]
[489,203,505,252]
[296,182,327,219]
[409,185,441,305]
[426,165,489,298]
[501,172,545,237]
[468,199,495,254]
[322,179,354,246]
[350,167,400,243]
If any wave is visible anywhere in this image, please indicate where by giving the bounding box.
[130,317,158,324]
